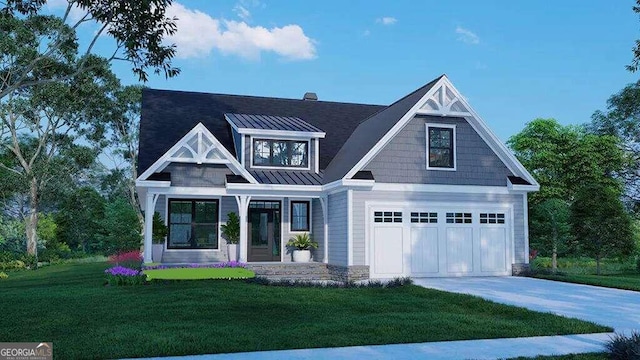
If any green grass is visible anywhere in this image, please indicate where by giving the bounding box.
[535,273,640,292]
[0,262,611,359]
[144,267,255,280]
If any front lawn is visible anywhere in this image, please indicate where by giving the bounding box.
[535,273,640,292]
[0,263,610,359]
[143,267,255,280]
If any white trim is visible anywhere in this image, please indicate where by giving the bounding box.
[425,123,457,171]
[347,189,353,266]
[240,135,246,166]
[342,76,539,188]
[372,183,511,194]
[507,181,540,192]
[165,196,223,252]
[510,205,516,268]
[323,179,375,193]
[319,196,329,263]
[416,109,471,117]
[136,180,171,188]
[137,123,258,184]
[523,193,530,264]
[249,136,312,171]
[314,139,319,173]
[227,183,323,193]
[288,198,312,234]
[238,128,325,139]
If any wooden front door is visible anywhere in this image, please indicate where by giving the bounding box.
[248,201,281,262]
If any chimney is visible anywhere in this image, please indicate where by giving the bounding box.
[303,92,318,101]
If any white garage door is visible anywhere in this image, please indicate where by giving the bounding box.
[369,205,512,278]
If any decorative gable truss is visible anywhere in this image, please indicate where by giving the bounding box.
[137,122,257,183]
[418,82,471,117]
[344,75,540,189]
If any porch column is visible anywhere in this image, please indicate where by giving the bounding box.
[319,196,329,263]
[143,192,158,263]
[235,195,251,262]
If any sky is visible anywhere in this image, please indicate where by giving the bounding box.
[50,0,640,142]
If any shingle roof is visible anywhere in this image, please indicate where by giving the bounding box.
[225,113,324,133]
[139,91,384,175]
[249,170,323,185]
[322,76,443,183]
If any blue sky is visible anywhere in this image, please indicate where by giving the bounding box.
[62,0,639,141]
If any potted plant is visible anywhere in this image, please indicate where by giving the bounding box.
[286,233,318,263]
[151,212,168,262]
[221,212,240,261]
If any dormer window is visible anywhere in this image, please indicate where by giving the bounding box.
[253,139,309,168]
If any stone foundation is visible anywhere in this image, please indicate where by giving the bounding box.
[512,263,531,276]
[247,263,370,282]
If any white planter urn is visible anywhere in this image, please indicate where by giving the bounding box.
[227,244,238,262]
[152,244,164,263]
[292,249,311,263]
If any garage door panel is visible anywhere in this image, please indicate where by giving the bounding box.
[446,227,474,273]
[373,226,404,276]
[410,227,439,274]
[480,227,507,272]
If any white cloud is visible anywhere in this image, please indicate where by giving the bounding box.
[362,29,371,37]
[233,5,251,21]
[46,0,88,23]
[455,26,480,44]
[376,17,397,25]
[167,2,316,61]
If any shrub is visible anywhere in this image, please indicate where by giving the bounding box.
[108,251,143,270]
[104,266,147,286]
[248,276,413,288]
[286,233,318,250]
[221,212,240,244]
[605,332,640,360]
[152,212,167,244]
[0,272,7,279]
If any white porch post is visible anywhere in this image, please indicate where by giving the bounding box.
[319,195,329,263]
[235,195,251,262]
[143,192,157,263]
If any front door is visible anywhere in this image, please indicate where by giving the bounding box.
[248,201,281,262]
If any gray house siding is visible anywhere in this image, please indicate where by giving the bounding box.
[311,198,325,262]
[363,115,513,185]
[327,191,348,266]
[164,163,232,187]
[351,190,527,265]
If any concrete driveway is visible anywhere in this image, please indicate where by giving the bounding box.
[413,276,640,333]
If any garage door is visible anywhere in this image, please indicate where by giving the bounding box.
[369,205,512,278]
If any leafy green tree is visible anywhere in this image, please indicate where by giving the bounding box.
[570,184,635,275]
[1,0,178,99]
[55,186,105,252]
[628,0,640,72]
[508,118,625,205]
[530,199,571,272]
[591,81,640,209]
[96,198,141,255]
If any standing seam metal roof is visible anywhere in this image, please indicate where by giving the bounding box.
[225,113,324,133]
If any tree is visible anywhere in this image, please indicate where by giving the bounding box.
[591,81,640,210]
[508,118,625,205]
[1,0,179,99]
[96,198,141,255]
[570,184,635,275]
[55,186,105,252]
[529,198,571,272]
[628,1,640,72]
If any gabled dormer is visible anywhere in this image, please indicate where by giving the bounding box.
[225,113,326,173]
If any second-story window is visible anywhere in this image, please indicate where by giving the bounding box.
[253,139,309,168]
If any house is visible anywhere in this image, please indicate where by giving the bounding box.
[135,75,539,281]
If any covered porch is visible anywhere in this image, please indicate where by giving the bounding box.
[139,185,329,265]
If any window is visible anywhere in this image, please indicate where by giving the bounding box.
[374,211,403,223]
[480,213,505,224]
[411,212,438,223]
[427,125,455,169]
[252,139,308,168]
[446,212,472,224]
[168,200,219,249]
[290,201,310,232]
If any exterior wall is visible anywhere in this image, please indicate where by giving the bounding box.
[311,198,325,262]
[327,190,348,266]
[363,116,513,185]
[164,163,232,187]
[351,190,527,265]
